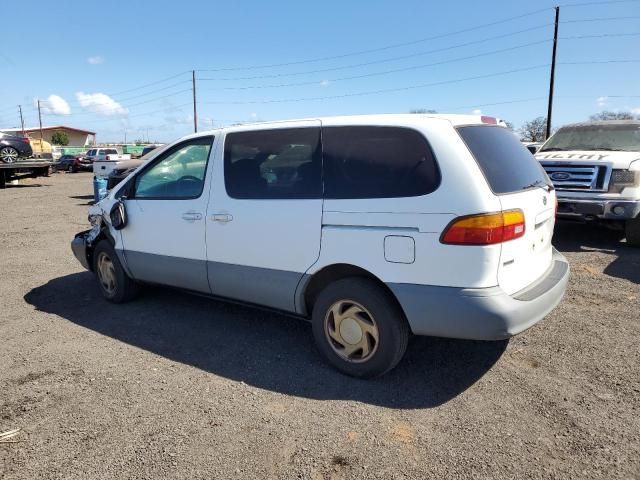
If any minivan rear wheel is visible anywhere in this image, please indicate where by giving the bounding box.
[92,240,140,303]
[311,277,409,378]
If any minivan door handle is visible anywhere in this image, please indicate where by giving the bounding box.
[210,213,233,223]
[181,211,203,222]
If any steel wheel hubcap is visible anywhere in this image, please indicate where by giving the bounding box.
[325,300,379,363]
[96,252,117,295]
[0,147,18,163]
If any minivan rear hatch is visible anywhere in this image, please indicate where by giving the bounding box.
[457,125,556,295]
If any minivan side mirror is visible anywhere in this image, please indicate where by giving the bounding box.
[110,201,127,230]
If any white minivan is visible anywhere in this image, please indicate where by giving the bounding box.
[72,114,569,377]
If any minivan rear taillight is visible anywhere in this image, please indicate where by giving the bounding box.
[441,210,525,245]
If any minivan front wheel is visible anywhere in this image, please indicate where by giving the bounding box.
[92,240,140,303]
[311,277,409,378]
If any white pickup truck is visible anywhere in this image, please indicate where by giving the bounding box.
[536,120,640,245]
[89,148,131,178]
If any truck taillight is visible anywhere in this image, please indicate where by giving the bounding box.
[105,155,110,161]
[441,210,525,245]
[21,138,30,144]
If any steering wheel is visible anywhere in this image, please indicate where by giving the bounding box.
[176,175,202,196]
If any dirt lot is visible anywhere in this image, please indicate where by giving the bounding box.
[0,172,638,479]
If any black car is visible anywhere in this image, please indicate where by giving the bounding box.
[56,154,79,172]
[0,132,33,163]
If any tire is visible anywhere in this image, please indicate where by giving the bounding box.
[625,216,640,247]
[0,146,19,163]
[92,239,140,303]
[67,164,74,172]
[311,277,409,378]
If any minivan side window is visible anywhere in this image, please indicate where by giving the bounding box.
[134,136,213,200]
[323,126,440,199]
[224,128,322,199]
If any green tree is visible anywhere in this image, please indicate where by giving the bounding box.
[589,111,638,121]
[51,131,69,146]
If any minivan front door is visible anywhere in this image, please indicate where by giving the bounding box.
[119,136,215,293]
[206,122,322,312]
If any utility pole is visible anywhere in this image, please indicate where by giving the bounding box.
[192,70,198,133]
[18,105,25,135]
[37,99,44,146]
[546,6,560,140]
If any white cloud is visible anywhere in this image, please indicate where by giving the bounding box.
[597,96,609,107]
[320,80,330,87]
[250,113,258,119]
[630,107,640,115]
[36,95,71,115]
[87,55,105,65]
[472,109,482,115]
[76,92,128,116]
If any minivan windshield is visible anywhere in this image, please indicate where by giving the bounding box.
[539,123,640,152]
[457,126,551,194]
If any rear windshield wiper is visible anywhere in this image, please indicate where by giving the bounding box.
[523,180,554,192]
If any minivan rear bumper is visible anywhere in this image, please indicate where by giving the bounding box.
[388,249,570,340]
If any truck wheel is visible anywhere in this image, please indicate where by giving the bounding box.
[92,240,140,303]
[625,217,640,247]
[311,277,409,378]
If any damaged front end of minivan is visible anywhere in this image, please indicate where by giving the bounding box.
[71,199,123,271]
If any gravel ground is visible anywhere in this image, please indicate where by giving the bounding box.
[0,172,639,479]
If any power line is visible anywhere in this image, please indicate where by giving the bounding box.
[200,39,552,91]
[561,31,640,39]
[198,24,553,82]
[196,7,552,73]
[105,71,190,97]
[559,0,640,7]
[563,15,640,23]
[199,58,639,106]
[560,59,640,64]
[200,64,550,105]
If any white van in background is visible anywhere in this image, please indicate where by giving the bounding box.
[72,114,569,377]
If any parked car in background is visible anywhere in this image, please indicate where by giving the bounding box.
[73,153,93,172]
[536,120,640,245]
[0,132,33,162]
[56,154,81,172]
[90,148,132,177]
[141,144,163,157]
[72,114,569,377]
[106,146,165,189]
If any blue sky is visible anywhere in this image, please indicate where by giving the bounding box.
[1,0,639,143]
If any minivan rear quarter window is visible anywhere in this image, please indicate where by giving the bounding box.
[322,126,439,199]
[457,125,550,194]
